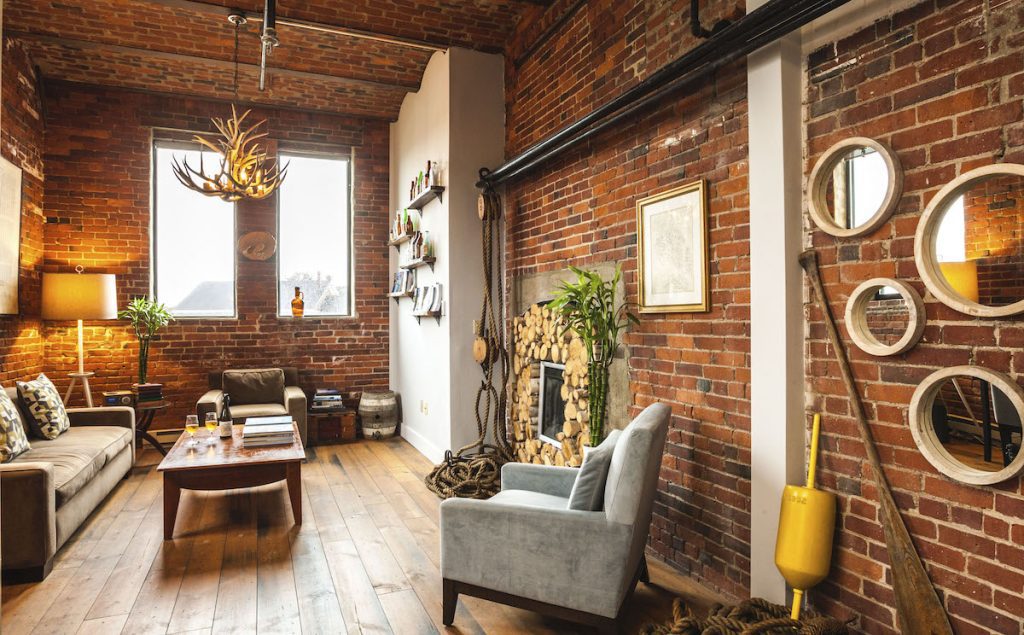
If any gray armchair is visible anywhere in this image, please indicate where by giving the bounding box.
[197,368,307,445]
[440,403,670,634]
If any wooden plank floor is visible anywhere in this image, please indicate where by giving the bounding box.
[2,438,722,634]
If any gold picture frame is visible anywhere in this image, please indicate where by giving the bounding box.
[636,179,709,313]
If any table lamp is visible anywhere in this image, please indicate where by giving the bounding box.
[41,267,117,407]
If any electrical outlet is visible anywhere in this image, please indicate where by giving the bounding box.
[422,401,429,415]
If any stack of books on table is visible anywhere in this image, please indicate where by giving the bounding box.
[242,416,295,447]
[312,389,345,412]
[132,383,164,403]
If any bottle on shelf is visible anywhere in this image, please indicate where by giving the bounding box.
[404,209,414,235]
[425,160,432,187]
[291,287,305,317]
[429,161,439,187]
[218,393,233,438]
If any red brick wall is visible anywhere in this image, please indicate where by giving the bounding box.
[39,80,390,426]
[505,0,752,598]
[962,174,1024,306]
[0,38,45,384]
[806,1,1024,632]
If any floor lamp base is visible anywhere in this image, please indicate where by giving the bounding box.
[65,372,96,408]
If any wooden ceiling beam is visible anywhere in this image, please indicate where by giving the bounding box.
[9,30,420,92]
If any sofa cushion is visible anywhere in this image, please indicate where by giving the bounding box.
[488,489,570,510]
[568,429,621,511]
[16,374,71,440]
[0,390,31,463]
[232,403,289,421]
[14,426,132,506]
[223,369,285,406]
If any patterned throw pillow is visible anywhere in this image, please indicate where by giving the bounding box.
[0,390,31,462]
[16,374,71,440]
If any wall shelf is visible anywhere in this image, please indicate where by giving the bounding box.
[400,257,436,271]
[413,310,442,325]
[388,290,414,304]
[388,232,417,248]
[407,186,445,210]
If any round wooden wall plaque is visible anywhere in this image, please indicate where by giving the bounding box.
[238,231,277,261]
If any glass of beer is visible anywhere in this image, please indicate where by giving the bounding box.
[205,412,218,444]
[185,415,199,447]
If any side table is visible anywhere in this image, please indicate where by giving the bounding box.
[136,400,170,456]
[308,408,357,445]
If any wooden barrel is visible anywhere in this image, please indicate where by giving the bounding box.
[359,391,398,439]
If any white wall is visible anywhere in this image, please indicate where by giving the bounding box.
[390,51,452,461]
[390,48,505,460]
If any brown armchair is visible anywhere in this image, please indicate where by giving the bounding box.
[197,368,307,445]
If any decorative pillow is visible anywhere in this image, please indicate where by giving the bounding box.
[568,429,622,511]
[0,390,31,462]
[16,374,71,440]
[223,369,286,406]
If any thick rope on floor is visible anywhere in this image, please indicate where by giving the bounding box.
[642,598,851,635]
[426,177,512,500]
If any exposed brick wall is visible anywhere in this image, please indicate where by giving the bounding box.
[505,0,752,599]
[805,1,1024,633]
[39,80,390,427]
[962,174,1024,306]
[0,38,45,384]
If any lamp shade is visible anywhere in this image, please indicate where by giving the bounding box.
[938,260,979,304]
[41,273,117,321]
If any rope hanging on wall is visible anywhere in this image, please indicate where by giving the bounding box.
[425,172,512,499]
[642,598,850,635]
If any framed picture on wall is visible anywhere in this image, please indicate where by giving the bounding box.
[0,156,23,315]
[636,179,709,313]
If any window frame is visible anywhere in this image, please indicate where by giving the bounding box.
[275,148,356,319]
[150,138,238,319]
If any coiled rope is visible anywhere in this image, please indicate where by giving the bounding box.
[642,598,851,635]
[425,173,512,499]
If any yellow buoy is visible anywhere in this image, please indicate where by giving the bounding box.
[774,413,836,619]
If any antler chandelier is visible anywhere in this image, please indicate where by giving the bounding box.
[170,10,287,202]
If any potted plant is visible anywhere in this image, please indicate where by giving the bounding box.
[119,297,173,384]
[549,266,638,447]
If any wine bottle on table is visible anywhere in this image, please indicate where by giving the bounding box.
[218,393,233,438]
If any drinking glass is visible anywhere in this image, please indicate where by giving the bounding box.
[185,415,199,447]
[205,412,218,443]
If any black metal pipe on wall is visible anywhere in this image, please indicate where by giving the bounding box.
[477,0,851,188]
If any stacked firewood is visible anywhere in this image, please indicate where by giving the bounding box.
[511,304,589,467]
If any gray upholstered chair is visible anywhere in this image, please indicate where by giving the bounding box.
[440,403,670,634]
[197,368,307,445]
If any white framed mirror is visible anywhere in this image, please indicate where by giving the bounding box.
[844,278,925,356]
[914,163,1024,318]
[808,137,902,238]
[909,365,1024,485]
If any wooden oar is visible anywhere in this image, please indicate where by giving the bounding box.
[799,249,953,634]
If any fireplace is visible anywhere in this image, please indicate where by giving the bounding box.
[538,361,566,447]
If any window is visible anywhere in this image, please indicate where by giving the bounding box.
[152,142,236,317]
[277,152,352,317]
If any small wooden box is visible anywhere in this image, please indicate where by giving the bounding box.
[309,410,357,445]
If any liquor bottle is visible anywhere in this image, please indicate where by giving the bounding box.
[425,161,432,187]
[291,287,305,317]
[405,210,414,235]
[429,161,438,187]
[218,393,233,438]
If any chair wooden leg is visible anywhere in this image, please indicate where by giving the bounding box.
[638,555,650,585]
[443,578,459,626]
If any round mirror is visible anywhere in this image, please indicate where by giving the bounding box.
[844,278,924,356]
[808,137,902,238]
[910,366,1024,485]
[915,163,1024,317]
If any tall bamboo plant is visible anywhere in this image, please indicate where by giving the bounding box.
[119,297,173,384]
[549,266,638,447]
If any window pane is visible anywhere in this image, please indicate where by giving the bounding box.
[278,154,351,316]
[154,144,236,317]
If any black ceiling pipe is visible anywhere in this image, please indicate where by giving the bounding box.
[477,0,851,188]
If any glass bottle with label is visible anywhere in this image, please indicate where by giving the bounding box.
[291,287,305,317]
[218,393,233,438]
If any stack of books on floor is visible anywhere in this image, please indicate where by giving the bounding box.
[133,383,164,403]
[242,415,295,447]
[312,388,345,411]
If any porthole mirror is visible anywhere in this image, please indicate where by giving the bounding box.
[910,366,1024,485]
[844,278,924,356]
[915,163,1024,317]
[808,137,902,238]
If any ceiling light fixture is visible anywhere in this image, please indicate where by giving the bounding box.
[259,0,280,91]
[170,11,287,202]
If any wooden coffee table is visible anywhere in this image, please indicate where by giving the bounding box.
[157,423,305,539]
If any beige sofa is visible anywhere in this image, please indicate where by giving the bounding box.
[0,387,135,582]
[197,368,307,445]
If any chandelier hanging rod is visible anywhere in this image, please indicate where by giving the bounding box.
[245,14,445,53]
